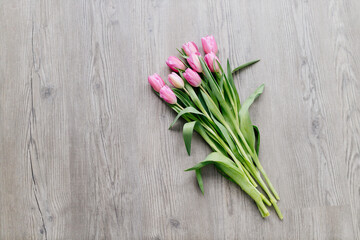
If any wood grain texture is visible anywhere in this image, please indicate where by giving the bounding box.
[0,0,359,239]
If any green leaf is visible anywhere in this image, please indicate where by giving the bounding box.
[185,152,265,206]
[200,75,219,106]
[212,117,237,154]
[199,57,223,104]
[183,121,197,155]
[180,58,190,68]
[200,90,224,122]
[173,88,195,108]
[194,124,227,156]
[232,59,260,74]
[215,165,236,184]
[184,84,209,116]
[169,107,204,129]
[185,152,241,173]
[199,57,235,121]
[195,169,204,194]
[216,60,235,111]
[218,72,225,94]
[197,91,209,113]
[253,125,260,154]
[239,84,264,150]
[227,60,241,111]
[176,48,188,58]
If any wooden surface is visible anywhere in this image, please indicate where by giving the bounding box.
[0,0,359,239]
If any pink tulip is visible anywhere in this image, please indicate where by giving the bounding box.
[166,56,186,72]
[148,73,165,92]
[160,85,177,104]
[187,53,202,73]
[201,35,218,54]
[183,68,202,87]
[204,52,220,72]
[168,72,184,89]
[182,41,200,56]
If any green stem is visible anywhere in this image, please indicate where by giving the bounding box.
[216,137,258,188]
[171,91,282,219]
[234,126,280,200]
[184,84,212,120]
[199,85,206,93]
[183,87,190,96]
[242,164,258,188]
[199,122,258,188]
[199,88,275,200]
[216,113,283,219]
[241,185,269,217]
[257,204,268,218]
[222,144,258,188]
[260,193,272,206]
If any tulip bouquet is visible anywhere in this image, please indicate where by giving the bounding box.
[148,36,282,219]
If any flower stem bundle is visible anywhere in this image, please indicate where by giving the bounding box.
[148,36,283,219]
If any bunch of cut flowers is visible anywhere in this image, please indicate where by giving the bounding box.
[148,35,282,219]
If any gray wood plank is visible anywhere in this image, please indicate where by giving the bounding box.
[0,0,359,239]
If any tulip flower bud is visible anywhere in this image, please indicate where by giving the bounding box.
[182,41,200,56]
[187,53,202,73]
[148,73,165,92]
[201,35,218,54]
[166,56,186,72]
[168,72,184,89]
[204,52,220,72]
[159,85,177,104]
[183,68,202,87]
